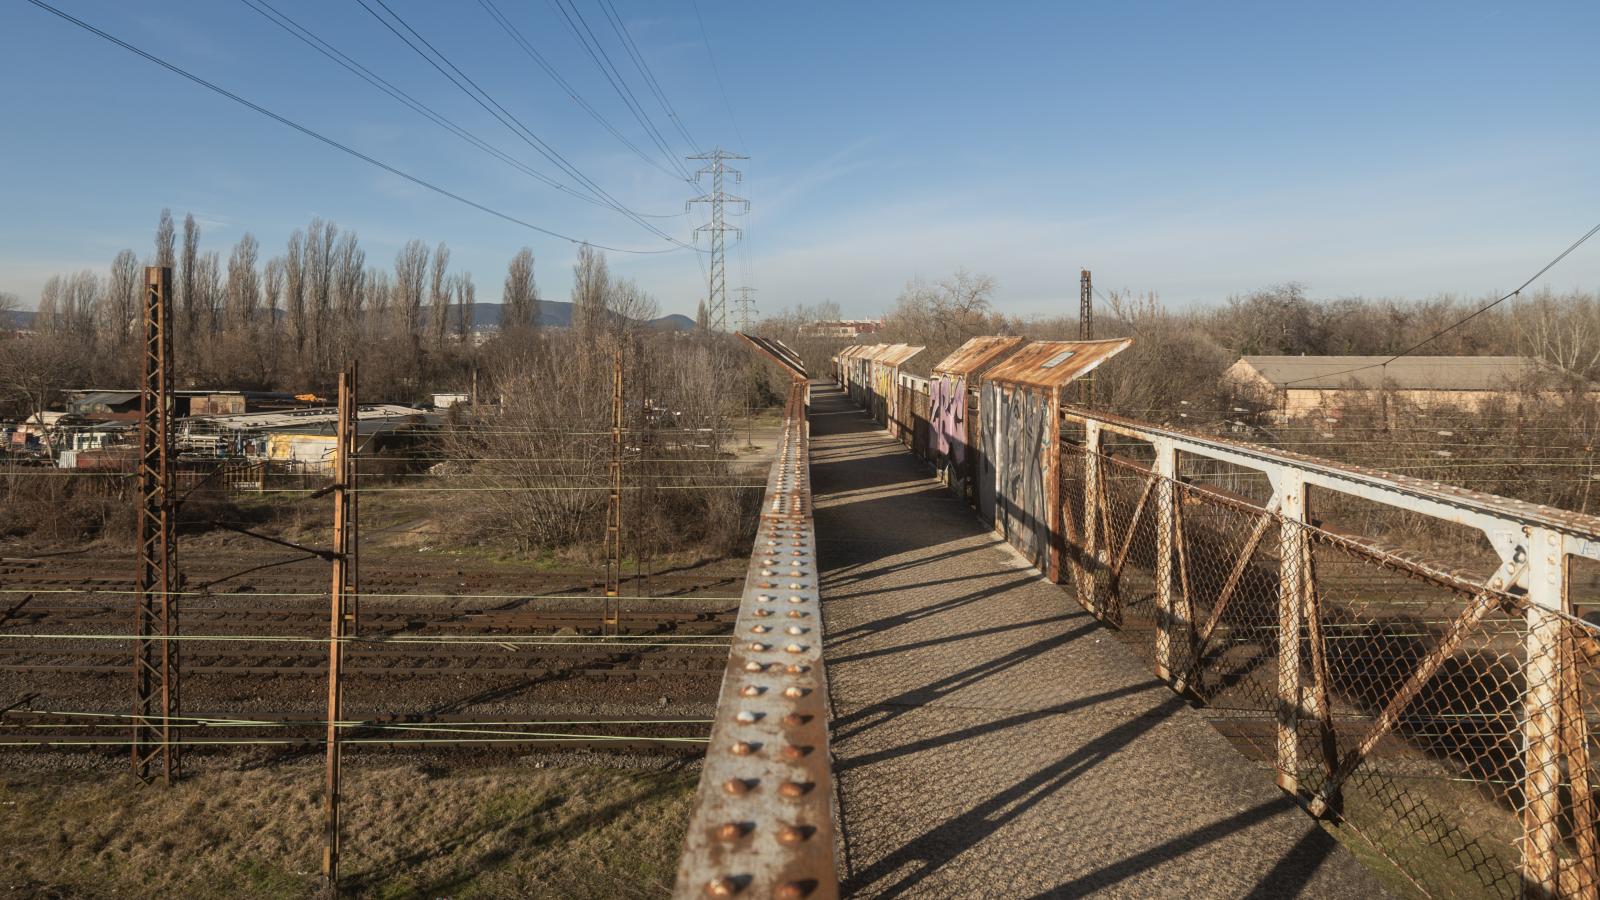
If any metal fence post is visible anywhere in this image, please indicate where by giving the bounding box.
[1522,528,1564,897]
[1084,421,1102,573]
[1276,470,1307,794]
[1153,438,1177,681]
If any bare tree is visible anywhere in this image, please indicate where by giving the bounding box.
[364,266,392,338]
[262,257,284,379]
[332,231,365,360]
[179,213,200,341]
[155,209,176,268]
[304,218,337,369]
[454,271,476,342]
[571,244,608,342]
[394,239,429,347]
[501,247,538,333]
[196,251,223,341]
[106,249,140,350]
[284,229,307,366]
[34,276,61,334]
[225,233,261,332]
[0,291,17,332]
[429,242,452,350]
[606,277,658,335]
[64,271,101,343]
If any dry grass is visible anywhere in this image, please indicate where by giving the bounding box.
[0,759,697,898]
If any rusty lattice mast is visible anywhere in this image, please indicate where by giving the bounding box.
[132,265,179,785]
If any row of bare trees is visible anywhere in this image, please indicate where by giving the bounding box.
[1,208,694,421]
[761,272,1600,514]
[14,209,529,399]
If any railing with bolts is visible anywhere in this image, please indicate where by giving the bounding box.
[673,380,836,900]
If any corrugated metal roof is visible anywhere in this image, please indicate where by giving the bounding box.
[1236,356,1543,391]
[837,343,883,360]
[188,404,426,431]
[984,339,1133,390]
[932,336,1029,377]
[877,344,925,366]
[75,391,140,408]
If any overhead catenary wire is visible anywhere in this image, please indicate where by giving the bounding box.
[1278,220,1600,387]
[477,0,691,183]
[689,0,746,152]
[236,0,686,220]
[596,0,700,152]
[353,0,696,249]
[19,0,688,255]
[543,0,694,176]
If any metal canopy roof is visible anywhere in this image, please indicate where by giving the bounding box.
[932,336,1029,377]
[737,333,809,381]
[984,338,1133,390]
[876,344,925,367]
[838,343,884,360]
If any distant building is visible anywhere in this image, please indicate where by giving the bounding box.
[1222,355,1554,420]
[803,319,883,338]
[62,389,307,420]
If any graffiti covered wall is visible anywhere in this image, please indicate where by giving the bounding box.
[981,382,1053,572]
[978,380,999,525]
[929,374,967,468]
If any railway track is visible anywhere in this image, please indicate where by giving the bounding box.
[0,557,746,755]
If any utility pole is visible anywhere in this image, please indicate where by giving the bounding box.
[323,363,358,896]
[687,148,748,332]
[133,265,178,786]
[1079,269,1093,408]
[732,286,758,333]
[603,347,624,633]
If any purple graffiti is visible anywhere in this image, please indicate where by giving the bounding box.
[930,375,967,468]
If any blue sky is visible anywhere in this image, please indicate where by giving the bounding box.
[2,1,1597,319]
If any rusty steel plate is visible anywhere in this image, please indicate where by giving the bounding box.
[875,344,925,367]
[673,383,837,900]
[931,335,1029,377]
[983,338,1133,390]
[739,333,809,381]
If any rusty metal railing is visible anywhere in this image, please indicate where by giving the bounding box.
[837,364,1600,899]
[673,380,837,899]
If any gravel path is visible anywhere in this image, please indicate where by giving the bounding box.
[810,382,1390,899]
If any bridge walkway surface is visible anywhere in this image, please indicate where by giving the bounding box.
[809,382,1391,898]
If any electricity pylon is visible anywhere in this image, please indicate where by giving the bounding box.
[733,286,758,332]
[687,149,748,332]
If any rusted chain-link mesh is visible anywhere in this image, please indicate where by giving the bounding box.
[1059,441,1600,899]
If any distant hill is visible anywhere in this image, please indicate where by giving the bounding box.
[1,303,693,333]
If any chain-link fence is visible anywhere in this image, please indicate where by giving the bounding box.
[837,368,1600,897]
[1062,439,1600,899]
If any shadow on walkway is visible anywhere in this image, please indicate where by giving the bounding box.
[809,382,1389,899]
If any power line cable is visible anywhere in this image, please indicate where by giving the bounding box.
[596,0,700,152]
[21,0,687,255]
[354,0,696,249]
[543,0,693,176]
[1280,220,1600,387]
[238,0,685,220]
[690,0,746,152]
[475,0,690,183]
